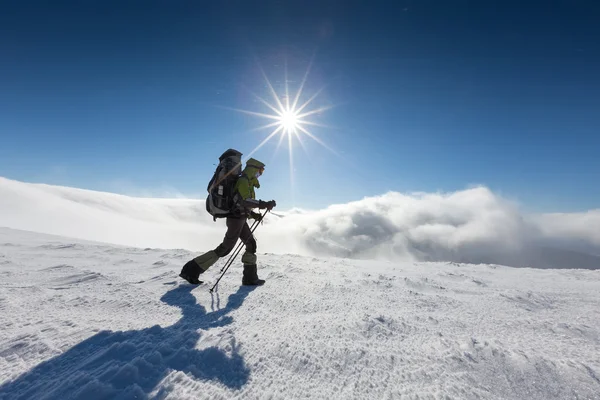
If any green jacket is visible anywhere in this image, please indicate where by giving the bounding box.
[235,168,260,201]
[234,158,265,218]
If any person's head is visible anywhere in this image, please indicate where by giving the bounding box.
[245,158,265,178]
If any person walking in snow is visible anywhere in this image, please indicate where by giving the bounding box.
[179,158,276,286]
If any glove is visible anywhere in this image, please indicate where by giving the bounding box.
[249,211,263,221]
[258,200,276,210]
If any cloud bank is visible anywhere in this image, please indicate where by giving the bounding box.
[1,177,599,269]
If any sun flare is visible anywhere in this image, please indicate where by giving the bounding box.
[279,110,300,134]
[229,58,335,160]
[227,58,337,203]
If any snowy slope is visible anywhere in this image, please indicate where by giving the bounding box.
[1,228,599,399]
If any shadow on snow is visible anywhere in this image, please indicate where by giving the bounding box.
[0,285,257,400]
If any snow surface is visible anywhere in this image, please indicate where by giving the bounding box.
[1,227,599,399]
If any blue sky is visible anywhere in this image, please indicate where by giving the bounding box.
[1,1,599,212]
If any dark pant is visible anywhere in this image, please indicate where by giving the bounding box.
[214,217,257,257]
[181,217,258,280]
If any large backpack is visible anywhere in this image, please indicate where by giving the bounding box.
[206,149,243,220]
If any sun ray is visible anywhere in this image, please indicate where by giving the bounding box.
[296,104,336,119]
[284,57,290,112]
[221,107,281,121]
[258,64,286,113]
[245,125,284,159]
[288,128,295,205]
[293,130,310,160]
[248,120,281,133]
[295,120,334,129]
[296,124,339,156]
[251,93,283,116]
[295,87,324,115]
[291,54,315,111]
[274,126,288,154]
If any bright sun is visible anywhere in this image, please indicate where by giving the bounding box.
[227,58,336,202]
[279,110,300,134]
[229,58,335,159]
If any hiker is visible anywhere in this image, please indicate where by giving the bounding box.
[179,156,276,286]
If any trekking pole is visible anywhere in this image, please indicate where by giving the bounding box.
[209,209,269,292]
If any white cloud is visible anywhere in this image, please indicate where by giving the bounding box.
[1,177,599,269]
[267,188,534,263]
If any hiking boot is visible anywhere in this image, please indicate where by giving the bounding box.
[179,259,204,284]
[242,264,265,286]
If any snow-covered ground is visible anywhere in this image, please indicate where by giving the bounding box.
[1,227,599,399]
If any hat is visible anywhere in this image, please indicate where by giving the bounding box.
[246,158,265,169]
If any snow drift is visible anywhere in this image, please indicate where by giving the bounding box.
[1,177,599,269]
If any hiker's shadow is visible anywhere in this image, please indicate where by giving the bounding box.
[0,285,256,400]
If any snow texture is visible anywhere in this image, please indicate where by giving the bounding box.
[1,228,599,399]
[1,177,599,270]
